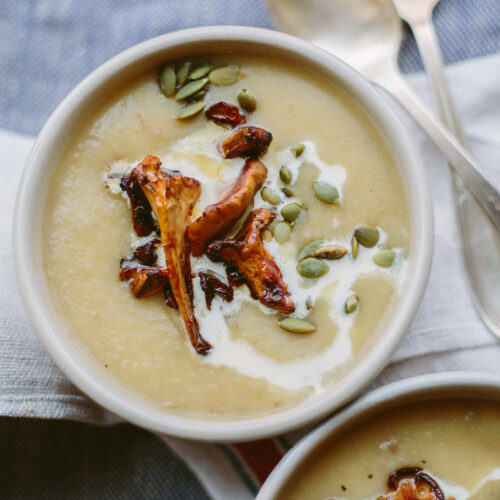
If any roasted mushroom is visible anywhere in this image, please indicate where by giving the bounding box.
[199,271,234,309]
[132,155,212,355]
[207,208,295,313]
[205,101,247,127]
[226,264,246,287]
[120,172,157,237]
[162,281,178,310]
[120,259,177,309]
[120,259,169,299]
[375,467,447,500]
[219,126,273,159]
[133,238,160,266]
[187,158,267,256]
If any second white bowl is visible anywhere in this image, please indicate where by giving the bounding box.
[257,372,500,499]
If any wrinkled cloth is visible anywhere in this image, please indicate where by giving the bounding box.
[1,0,500,498]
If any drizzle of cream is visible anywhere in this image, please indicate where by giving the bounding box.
[252,139,346,210]
[379,437,398,451]
[103,124,407,393]
[191,254,352,393]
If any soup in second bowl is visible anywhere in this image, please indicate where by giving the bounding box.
[276,398,500,499]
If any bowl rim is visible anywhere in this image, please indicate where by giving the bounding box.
[256,371,500,499]
[13,25,433,442]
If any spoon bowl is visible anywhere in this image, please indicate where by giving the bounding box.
[267,0,401,79]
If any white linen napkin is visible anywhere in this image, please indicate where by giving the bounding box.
[1,52,499,500]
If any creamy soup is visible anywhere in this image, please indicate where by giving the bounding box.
[276,399,500,500]
[43,53,411,418]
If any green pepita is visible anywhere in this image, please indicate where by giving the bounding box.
[237,89,256,112]
[189,63,213,80]
[274,221,291,243]
[209,65,240,86]
[351,234,359,259]
[298,257,329,279]
[312,244,347,260]
[373,249,395,268]
[354,226,379,248]
[345,294,359,314]
[262,229,273,242]
[175,78,209,101]
[297,240,325,261]
[282,187,294,198]
[278,317,316,334]
[313,182,339,204]
[190,89,207,101]
[176,100,205,120]
[291,144,305,157]
[176,62,191,85]
[261,187,282,205]
[279,165,292,185]
[159,65,176,98]
[281,203,301,223]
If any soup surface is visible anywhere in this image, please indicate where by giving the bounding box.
[276,399,500,500]
[43,53,411,417]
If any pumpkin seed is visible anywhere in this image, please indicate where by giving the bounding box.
[159,65,176,98]
[281,203,301,223]
[237,89,256,112]
[291,144,305,157]
[209,65,240,86]
[313,182,339,204]
[262,229,273,242]
[354,226,379,248]
[351,234,359,259]
[282,187,294,198]
[297,239,325,261]
[190,89,207,101]
[279,317,316,333]
[176,100,205,120]
[274,221,291,243]
[298,257,329,278]
[176,62,191,85]
[373,249,395,268]
[261,187,282,205]
[312,244,347,260]
[175,78,209,101]
[189,63,212,80]
[345,294,359,314]
[279,165,292,185]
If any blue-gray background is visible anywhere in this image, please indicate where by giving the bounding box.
[1,0,499,498]
[2,0,500,137]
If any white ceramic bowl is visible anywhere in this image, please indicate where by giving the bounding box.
[257,371,500,499]
[13,26,433,442]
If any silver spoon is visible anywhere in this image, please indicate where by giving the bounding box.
[392,0,500,337]
[266,0,500,233]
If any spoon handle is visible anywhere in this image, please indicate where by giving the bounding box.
[411,21,464,141]
[377,70,500,233]
[411,18,500,336]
